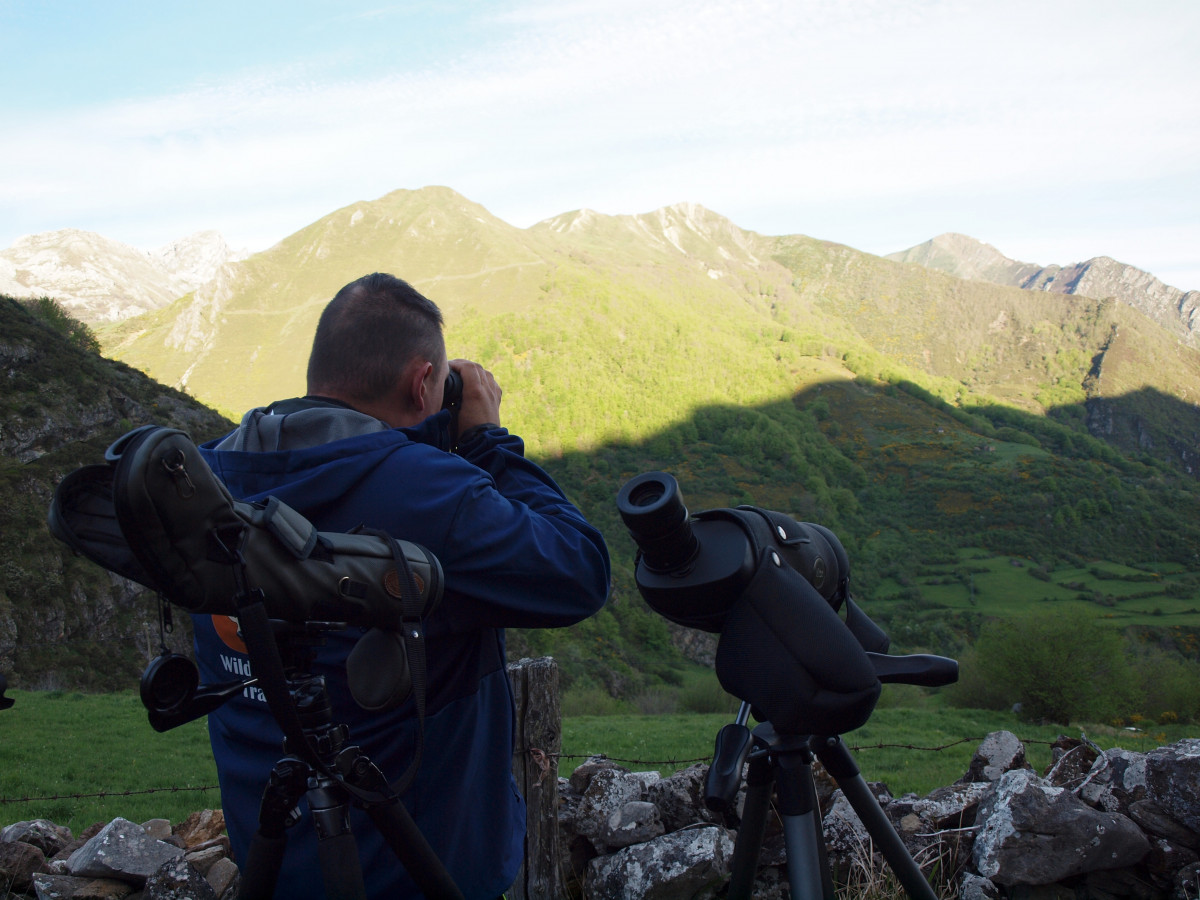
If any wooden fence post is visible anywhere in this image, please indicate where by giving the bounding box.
[507,656,562,900]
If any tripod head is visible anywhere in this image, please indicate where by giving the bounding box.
[617,471,956,735]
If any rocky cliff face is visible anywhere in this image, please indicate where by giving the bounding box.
[0,295,233,689]
[889,233,1200,348]
[0,229,247,325]
[1023,256,1200,344]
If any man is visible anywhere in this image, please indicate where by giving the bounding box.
[192,272,610,898]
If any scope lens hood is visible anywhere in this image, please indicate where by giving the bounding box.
[140,650,199,715]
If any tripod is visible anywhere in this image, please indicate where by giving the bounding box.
[707,652,957,900]
[233,623,464,900]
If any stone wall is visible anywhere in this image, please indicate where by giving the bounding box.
[556,733,1200,900]
[3,733,1197,899]
[0,810,234,899]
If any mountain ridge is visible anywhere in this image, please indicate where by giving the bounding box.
[9,191,1196,354]
[887,232,1200,348]
[84,187,1200,484]
[0,228,249,325]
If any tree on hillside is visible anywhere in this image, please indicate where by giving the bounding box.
[949,608,1140,724]
[19,296,100,353]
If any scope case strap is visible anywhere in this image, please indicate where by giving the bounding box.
[358,527,429,798]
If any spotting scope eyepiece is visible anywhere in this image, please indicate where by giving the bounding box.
[616,472,700,572]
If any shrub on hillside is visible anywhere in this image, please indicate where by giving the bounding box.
[1133,648,1200,723]
[19,295,100,354]
[945,609,1140,725]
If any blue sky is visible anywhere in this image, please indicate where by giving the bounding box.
[3,0,1198,290]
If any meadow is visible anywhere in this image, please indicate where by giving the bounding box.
[2,689,1195,837]
[559,706,1197,792]
[871,548,1200,631]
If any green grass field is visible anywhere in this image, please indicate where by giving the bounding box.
[870,548,1200,631]
[0,690,219,834]
[2,689,1196,837]
[560,706,1198,795]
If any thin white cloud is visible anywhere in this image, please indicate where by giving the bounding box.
[0,0,1197,287]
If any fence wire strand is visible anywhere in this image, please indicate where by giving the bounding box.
[0,735,1062,808]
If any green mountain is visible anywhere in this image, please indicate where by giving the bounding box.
[0,295,233,689]
[101,188,1200,477]
[8,186,1200,695]
[887,232,1200,349]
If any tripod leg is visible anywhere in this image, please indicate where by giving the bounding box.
[336,747,465,900]
[774,747,833,900]
[238,759,309,900]
[307,781,368,900]
[238,833,288,900]
[815,737,938,900]
[727,754,773,900]
[364,801,465,900]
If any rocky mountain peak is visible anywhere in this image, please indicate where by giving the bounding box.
[889,234,1200,348]
[150,230,249,296]
[0,228,245,325]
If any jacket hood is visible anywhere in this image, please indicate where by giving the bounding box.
[210,400,452,453]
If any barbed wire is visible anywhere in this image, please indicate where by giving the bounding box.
[527,734,1058,771]
[0,735,1070,808]
[0,785,219,806]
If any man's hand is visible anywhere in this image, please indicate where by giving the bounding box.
[449,359,502,434]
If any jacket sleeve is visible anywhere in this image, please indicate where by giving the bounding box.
[432,425,610,629]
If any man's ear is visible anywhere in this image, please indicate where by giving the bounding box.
[408,360,435,413]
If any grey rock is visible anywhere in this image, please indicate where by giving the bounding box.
[1083,865,1163,900]
[0,838,47,894]
[1144,837,1200,890]
[31,872,134,898]
[171,810,227,850]
[1129,799,1200,850]
[603,800,665,850]
[736,864,790,900]
[556,776,600,886]
[913,781,992,829]
[1172,861,1200,900]
[140,819,172,842]
[143,855,218,899]
[1146,739,1200,834]
[585,825,734,900]
[960,872,1001,900]
[821,790,872,861]
[1078,747,1148,816]
[1044,737,1100,788]
[2,819,74,856]
[973,769,1150,885]
[204,856,239,898]
[67,817,183,884]
[959,731,1030,784]
[574,768,656,851]
[183,844,226,876]
[646,763,720,833]
[568,756,630,794]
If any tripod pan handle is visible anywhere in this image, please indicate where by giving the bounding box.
[867,652,958,687]
[705,722,754,812]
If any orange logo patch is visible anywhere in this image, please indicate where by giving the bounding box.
[212,615,247,654]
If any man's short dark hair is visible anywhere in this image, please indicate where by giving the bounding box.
[307,273,445,402]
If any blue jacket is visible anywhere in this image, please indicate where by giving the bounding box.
[193,404,609,899]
